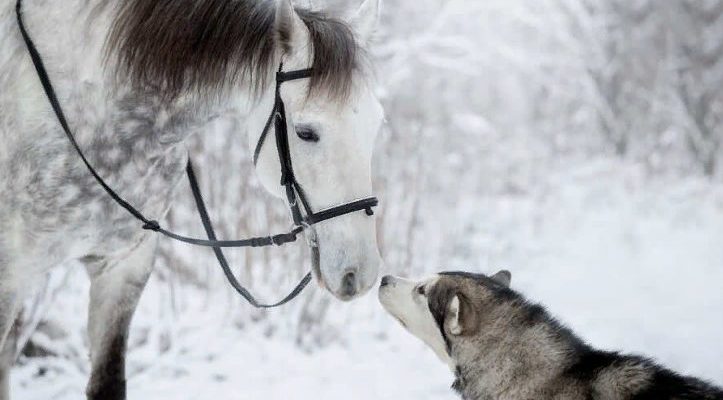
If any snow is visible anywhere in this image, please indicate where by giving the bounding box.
[11,158,723,399]
[8,0,723,398]
[459,160,723,384]
[12,272,458,400]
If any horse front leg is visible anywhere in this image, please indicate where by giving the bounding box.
[84,235,157,400]
[0,287,21,400]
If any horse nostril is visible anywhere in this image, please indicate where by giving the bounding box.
[380,275,391,287]
[341,271,357,297]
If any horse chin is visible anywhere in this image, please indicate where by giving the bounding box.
[311,246,380,302]
[303,215,380,300]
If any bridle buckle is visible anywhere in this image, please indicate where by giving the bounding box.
[301,222,319,249]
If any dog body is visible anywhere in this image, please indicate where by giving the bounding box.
[378,272,723,400]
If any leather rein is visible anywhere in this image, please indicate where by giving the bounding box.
[15,0,378,308]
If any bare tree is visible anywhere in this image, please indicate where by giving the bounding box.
[667,0,723,176]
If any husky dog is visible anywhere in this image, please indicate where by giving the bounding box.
[378,271,723,400]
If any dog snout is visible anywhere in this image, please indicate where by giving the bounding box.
[380,275,394,287]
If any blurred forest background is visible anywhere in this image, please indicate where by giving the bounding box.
[14,0,723,398]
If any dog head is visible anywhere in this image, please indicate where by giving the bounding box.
[377,270,512,368]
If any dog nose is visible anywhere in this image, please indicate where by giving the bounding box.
[340,270,357,298]
[380,275,392,287]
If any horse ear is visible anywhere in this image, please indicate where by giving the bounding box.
[349,0,381,44]
[275,0,307,55]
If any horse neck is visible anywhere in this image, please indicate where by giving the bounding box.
[8,0,260,149]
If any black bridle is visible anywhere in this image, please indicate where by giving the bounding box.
[15,0,378,308]
[256,64,379,231]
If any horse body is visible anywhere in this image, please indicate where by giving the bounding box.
[0,0,382,398]
[1,0,191,266]
[1,3,216,398]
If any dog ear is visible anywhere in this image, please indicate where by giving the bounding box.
[447,294,478,336]
[490,270,511,287]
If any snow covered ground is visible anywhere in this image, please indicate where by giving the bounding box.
[5,0,722,397]
[10,158,723,400]
[12,273,458,400]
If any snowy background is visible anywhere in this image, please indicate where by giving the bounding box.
[11,0,723,398]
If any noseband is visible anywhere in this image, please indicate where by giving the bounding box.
[16,0,378,308]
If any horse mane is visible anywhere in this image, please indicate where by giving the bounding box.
[105,0,360,100]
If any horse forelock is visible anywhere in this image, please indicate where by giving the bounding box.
[104,0,362,102]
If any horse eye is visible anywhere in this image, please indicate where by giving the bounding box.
[416,285,426,296]
[295,125,319,142]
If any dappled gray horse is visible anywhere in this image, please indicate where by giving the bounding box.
[0,0,383,398]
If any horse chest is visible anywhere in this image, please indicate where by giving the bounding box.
[0,124,188,270]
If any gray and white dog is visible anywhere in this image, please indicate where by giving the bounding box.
[378,271,723,400]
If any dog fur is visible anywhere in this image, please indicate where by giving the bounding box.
[378,271,723,400]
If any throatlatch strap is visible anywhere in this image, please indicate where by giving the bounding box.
[253,109,275,165]
[253,67,312,165]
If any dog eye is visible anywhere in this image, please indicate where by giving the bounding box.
[415,286,426,296]
[295,124,319,142]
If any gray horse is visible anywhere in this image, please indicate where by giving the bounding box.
[0,0,383,398]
